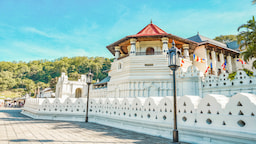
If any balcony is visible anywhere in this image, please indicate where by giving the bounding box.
[117,51,163,60]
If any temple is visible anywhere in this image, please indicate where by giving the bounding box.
[55,22,256,98]
[23,22,256,144]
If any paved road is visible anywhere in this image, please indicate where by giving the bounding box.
[0,108,172,144]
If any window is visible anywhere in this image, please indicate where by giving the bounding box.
[218,69,221,76]
[209,52,212,59]
[75,88,82,98]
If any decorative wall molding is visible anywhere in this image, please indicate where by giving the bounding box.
[22,93,256,144]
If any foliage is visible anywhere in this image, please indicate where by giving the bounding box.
[243,68,254,76]
[241,43,256,62]
[214,35,237,43]
[228,72,237,80]
[237,16,256,62]
[253,60,256,69]
[0,91,23,99]
[0,56,112,96]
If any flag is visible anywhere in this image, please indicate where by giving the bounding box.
[221,60,227,71]
[205,65,210,73]
[205,62,212,73]
[200,58,205,63]
[237,59,247,64]
[193,54,206,63]
[180,58,185,67]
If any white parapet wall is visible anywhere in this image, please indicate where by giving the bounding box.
[22,93,256,144]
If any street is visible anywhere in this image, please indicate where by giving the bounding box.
[0,108,171,144]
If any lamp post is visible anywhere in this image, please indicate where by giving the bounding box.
[167,40,181,143]
[85,70,94,123]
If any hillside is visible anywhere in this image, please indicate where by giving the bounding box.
[0,56,113,97]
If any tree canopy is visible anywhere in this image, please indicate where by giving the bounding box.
[0,56,113,96]
[213,35,237,43]
[237,16,256,68]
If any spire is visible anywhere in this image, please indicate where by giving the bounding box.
[197,32,199,35]
[172,39,175,45]
[171,40,176,48]
[150,19,152,24]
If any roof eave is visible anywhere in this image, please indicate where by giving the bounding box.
[199,41,240,54]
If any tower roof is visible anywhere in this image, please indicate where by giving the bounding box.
[106,22,198,55]
[187,33,240,53]
[128,22,168,37]
[187,33,226,48]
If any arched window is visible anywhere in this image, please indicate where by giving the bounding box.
[146,47,155,55]
[75,88,82,98]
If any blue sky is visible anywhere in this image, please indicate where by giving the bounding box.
[0,0,255,62]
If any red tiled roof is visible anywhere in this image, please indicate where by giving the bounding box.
[128,23,168,37]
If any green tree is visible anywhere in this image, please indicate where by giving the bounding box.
[50,77,58,92]
[0,56,112,94]
[0,71,16,91]
[68,72,80,81]
[237,16,256,68]
[237,16,256,49]
[214,35,237,43]
[23,79,35,93]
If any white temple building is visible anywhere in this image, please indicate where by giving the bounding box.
[55,22,256,99]
[22,22,256,144]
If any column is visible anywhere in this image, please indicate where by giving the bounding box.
[182,44,189,59]
[114,46,120,60]
[211,49,217,75]
[206,49,210,72]
[234,55,240,71]
[130,38,136,56]
[219,51,225,73]
[227,54,232,73]
[161,37,169,54]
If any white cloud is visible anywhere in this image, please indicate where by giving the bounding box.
[21,27,66,40]
[3,41,89,61]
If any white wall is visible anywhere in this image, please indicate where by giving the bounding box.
[22,93,256,144]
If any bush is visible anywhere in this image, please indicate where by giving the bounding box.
[228,72,237,80]
[243,69,254,76]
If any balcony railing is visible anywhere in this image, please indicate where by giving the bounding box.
[136,51,163,56]
[117,51,163,60]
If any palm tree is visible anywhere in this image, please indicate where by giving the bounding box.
[237,16,256,67]
[237,16,256,49]
[237,16,256,68]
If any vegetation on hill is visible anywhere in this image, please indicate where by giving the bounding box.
[214,35,237,44]
[0,56,113,97]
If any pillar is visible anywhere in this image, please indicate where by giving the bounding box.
[130,38,136,56]
[234,55,240,71]
[161,37,169,54]
[206,49,210,72]
[211,49,217,75]
[114,46,120,60]
[182,44,189,59]
[219,51,225,73]
[227,53,232,73]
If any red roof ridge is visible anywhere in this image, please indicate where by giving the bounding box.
[129,23,168,37]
